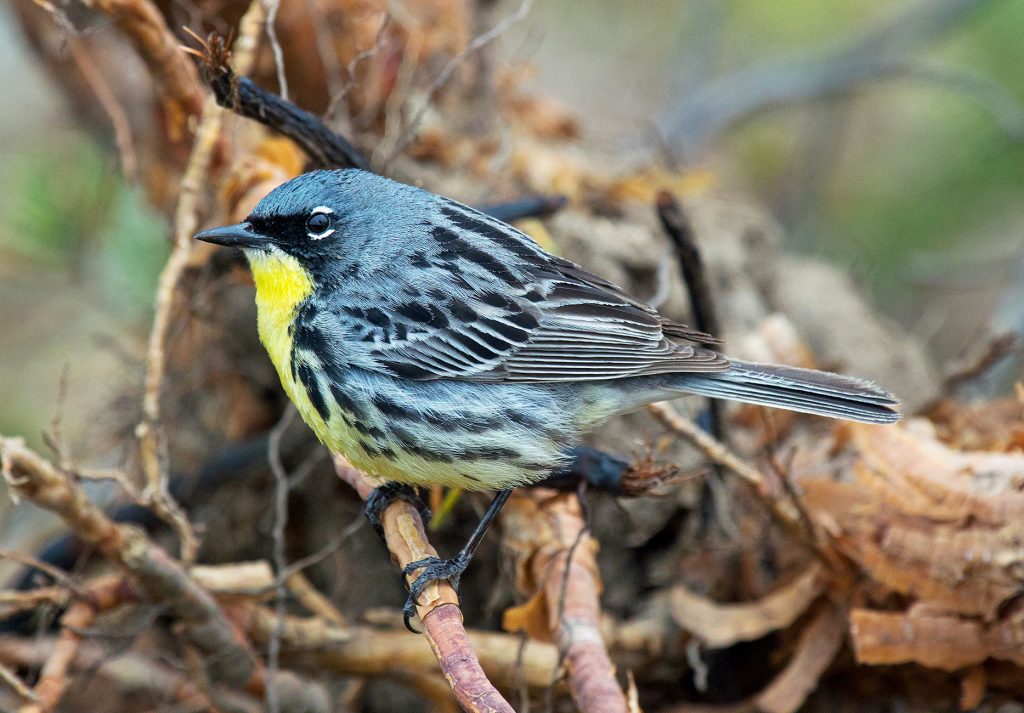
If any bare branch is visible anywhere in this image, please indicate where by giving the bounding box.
[333,455,517,713]
[502,490,629,712]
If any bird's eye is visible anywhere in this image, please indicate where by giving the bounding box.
[305,209,334,239]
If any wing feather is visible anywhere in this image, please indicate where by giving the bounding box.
[320,199,729,382]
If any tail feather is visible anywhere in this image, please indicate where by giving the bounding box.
[674,359,900,424]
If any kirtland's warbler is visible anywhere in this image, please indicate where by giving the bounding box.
[195,169,898,624]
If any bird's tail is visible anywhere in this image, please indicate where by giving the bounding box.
[669,360,899,424]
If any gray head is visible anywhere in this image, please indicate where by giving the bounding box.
[194,169,430,283]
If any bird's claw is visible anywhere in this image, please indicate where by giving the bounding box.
[401,552,471,633]
[364,482,431,541]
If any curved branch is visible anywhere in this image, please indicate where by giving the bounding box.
[502,490,629,713]
[333,455,516,713]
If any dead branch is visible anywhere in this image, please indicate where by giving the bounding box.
[0,437,328,713]
[502,490,629,713]
[333,455,517,713]
[0,663,35,705]
[13,576,131,713]
[240,605,560,690]
[67,39,137,180]
[670,563,826,648]
[19,601,96,713]
[0,635,263,713]
[648,401,807,531]
[195,38,370,170]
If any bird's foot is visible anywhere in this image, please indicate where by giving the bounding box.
[401,551,472,632]
[363,482,431,541]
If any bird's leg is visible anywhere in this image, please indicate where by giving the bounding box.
[364,482,431,541]
[402,488,513,631]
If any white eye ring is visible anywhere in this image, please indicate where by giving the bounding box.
[307,206,335,240]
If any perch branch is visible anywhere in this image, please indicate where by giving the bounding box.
[333,455,516,713]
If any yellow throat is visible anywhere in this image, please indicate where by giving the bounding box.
[246,248,315,391]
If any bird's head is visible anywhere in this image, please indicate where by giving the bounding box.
[194,168,412,285]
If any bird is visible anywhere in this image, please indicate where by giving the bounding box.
[194,168,899,626]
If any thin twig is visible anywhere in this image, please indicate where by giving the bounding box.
[136,94,221,564]
[262,0,288,100]
[80,0,203,138]
[647,401,801,529]
[0,550,87,599]
[266,406,296,713]
[0,663,36,704]
[19,601,96,713]
[941,332,1019,394]
[68,39,137,180]
[326,11,391,120]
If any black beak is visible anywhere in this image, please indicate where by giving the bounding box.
[194,222,267,249]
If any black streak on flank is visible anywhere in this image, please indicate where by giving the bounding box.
[293,321,332,362]
[457,446,519,461]
[370,394,506,434]
[391,425,455,463]
[297,363,330,421]
[353,420,387,440]
[329,381,366,422]
[361,442,398,460]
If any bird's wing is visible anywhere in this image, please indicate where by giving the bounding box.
[315,200,730,383]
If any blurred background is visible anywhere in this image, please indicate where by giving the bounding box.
[1,0,1021,450]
